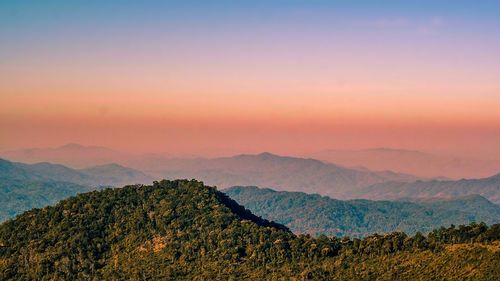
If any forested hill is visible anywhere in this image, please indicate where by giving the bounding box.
[1,180,499,280]
[0,159,94,222]
[0,158,153,222]
[225,186,500,237]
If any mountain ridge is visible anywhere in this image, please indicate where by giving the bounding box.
[1,145,424,199]
[356,173,500,204]
[225,186,500,237]
[308,148,500,179]
[1,180,499,280]
[0,158,154,221]
[142,152,421,199]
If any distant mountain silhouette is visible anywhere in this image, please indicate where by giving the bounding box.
[1,158,153,187]
[142,152,421,199]
[355,173,500,204]
[308,148,500,179]
[80,163,153,186]
[0,143,132,168]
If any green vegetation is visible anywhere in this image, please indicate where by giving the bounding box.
[0,159,94,221]
[0,179,92,222]
[226,186,500,237]
[0,158,152,221]
[1,180,499,280]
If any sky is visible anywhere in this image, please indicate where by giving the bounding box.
[1,1,499,158]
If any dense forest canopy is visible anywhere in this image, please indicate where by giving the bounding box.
[1,180,499,280]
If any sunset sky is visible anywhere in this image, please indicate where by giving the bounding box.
[1,1,499,158]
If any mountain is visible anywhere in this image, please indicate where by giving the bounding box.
[308,148,500,179]
[0,143,132,169]
[405,194,500,214]
[0,158,153,187]
[143,152,420,199]
[0,143,178,170]
[0,158,43,182]
[80,163,153,187]
[0,159,92,221]
[0,179,92,222]
[225,186,500,237]
[356,173,500,204]
[2,146,426,199]
[1,179,499,280]
[0,158,154,221]
[16,161,98,186]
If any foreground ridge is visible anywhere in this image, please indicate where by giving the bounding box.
[0,179,499,280]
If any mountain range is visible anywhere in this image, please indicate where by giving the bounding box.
[5,144,498,180]
[145,152,499,204]
[1,180,499,280]
[2,145,422,196]
[1,149,499,221]
[0,158,153,187]
[0,158,154,221]
[140,152,420,199]
[308,148,500,179]
[2,155,499,238]
[355,173,500,204]
[0,143,132,169]
[226,186,500,237]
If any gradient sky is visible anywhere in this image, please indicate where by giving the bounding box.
[1,1,499,158]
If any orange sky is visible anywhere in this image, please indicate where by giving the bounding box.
[1,1,500,159]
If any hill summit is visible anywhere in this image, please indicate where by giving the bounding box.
[1,180,499,280]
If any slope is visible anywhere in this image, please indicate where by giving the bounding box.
[308,147,500,179]
[145,152,420,199]
[356,173,500,204]
[0,159,93,221]
[1,180,499,280]
[225,186,500,237]
[80,163,153,186]
[0,158,153,221]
